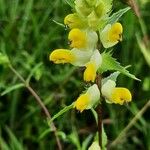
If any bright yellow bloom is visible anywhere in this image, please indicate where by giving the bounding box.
[74,84,100,112]
[68,28,98,50]
[100,22,123,48]
[64,13,86,29]
[74,93,90,112]
[84,62,96,82]
[111,88,132,105]
[50,48,93,66]
[49,49,75,64]
[108,23,123,42]
[101,79,132,105]
[83,50,102,82]
[68,28,87,48]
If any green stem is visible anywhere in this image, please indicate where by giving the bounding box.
[9,64,62,150]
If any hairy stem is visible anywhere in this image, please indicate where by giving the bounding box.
[96,74,103,147]
[9,64,62,150]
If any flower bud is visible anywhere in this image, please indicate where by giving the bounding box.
[64,13,86,29]
[75,0,93,17]
[0,53,9,66]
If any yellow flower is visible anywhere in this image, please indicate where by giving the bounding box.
[84,50,102,82]
[101,79,132,105]
[74,84,100,112]
[111,88,132,105]
[64,13,86,29]
[100,22,123,48]
[84,62,96,82]
[49,49,75,64]
[68,28,87,48]
[68,28,98,50]
[50,48,93,66]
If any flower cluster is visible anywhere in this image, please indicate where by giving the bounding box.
[49,0,132,112]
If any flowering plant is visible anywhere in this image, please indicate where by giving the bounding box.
[49,0,140,149]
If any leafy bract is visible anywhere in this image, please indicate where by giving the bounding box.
[108,7,131,24]
[48,103,74,124]
[99,52,140,81]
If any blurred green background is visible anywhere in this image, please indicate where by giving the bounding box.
[0,0,150,149]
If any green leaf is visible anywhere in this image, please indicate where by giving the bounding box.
[0,137,10,150]
[102,71,120,85]
[108,7,131,24]
[0,53,9,66]
[48,103,74,124]
[99,52,140,81]
[102,125,107,150]
[5,127,24,150]
[64,0,75,8]
[52,20,65,28]
[136,34,150,66]
[81,134,93,150]
[38,128,52,140]
[26,62,43,83]
[1,83,25,96]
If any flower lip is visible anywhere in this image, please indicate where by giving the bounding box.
[49,49,75,64]
[68,28,87,48]
[111,87,132,105]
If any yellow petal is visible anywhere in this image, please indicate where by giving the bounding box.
[64,13,86,29]
[68,28,87,48]
[49,49,75,64]
[84,62,96,82]
[111,87,132,105]
[74,93,90,112]
[108,22,123,43]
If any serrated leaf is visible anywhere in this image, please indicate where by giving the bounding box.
[99,52,140,81]
[102,125,107,150]
[48,103,74,124]
[1,83,25,96]
[108,7,131,24]
[102,71,120,86]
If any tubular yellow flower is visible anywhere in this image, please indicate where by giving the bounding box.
[68,28,87,48]
[101,79,132,105]
[74,93,90,112]
[100,22,123,48]
[84,62,96,82]
[108,23,123,42]
[64,13,86,29]
[111,88,132,105]
[49,49,75,64]
[83,50,102,82]
[74,84,100,112]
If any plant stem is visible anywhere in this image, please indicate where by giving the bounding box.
[9,64,62,150]
[96,74,103,147]
[109,100,150,148]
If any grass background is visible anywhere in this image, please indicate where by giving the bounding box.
[0,0,150,149]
